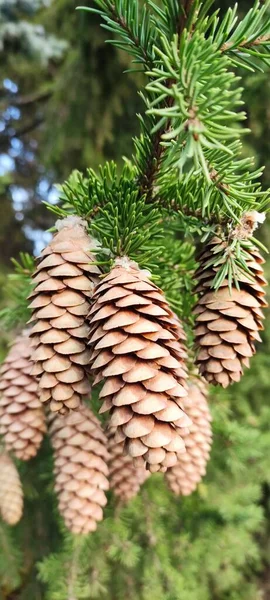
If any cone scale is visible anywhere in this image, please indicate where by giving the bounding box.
[88,258,191,473]
[165,378,212,496]
[0,331,46,460]
[29,217,101,414]
[0,452,23,525]
[108,430,149,502]
[50,405,109,535]
[194,237,268,387]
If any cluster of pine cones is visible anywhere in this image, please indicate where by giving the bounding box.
[0,216,267,534]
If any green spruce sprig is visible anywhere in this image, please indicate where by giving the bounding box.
[0,253,34,330]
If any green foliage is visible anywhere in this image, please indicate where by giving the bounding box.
[36,381,270,600]
[146,32,245,174]
[0,522,23,594]
[0,253,34,330]
[47,163,165,271]
[1,1,270,599]
[0,0,67,64]
[77,0,157,69]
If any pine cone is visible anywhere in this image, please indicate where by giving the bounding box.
[29,217,101,414]
[50,405,109,535]
[88,258,191,473]
[165,379,212,496]
[0,331,46,460]
[108,430,149,502]
[0,452,23,525]
[194,236,267,387]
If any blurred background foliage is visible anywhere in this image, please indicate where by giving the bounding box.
[0,1,270,599]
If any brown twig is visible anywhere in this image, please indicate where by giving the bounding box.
[11,90,52,107]
[221,34,270,52]
[177,0,196,38]
[7,116,44,138]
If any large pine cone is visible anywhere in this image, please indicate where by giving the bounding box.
[165,379,212,495]
[194,236,267,387]
[108,430,149,502]
[29,217,101,414]
[0,452,23,525]
[88,258,191,473]
[0,331,46,460]
[50,405,109,535]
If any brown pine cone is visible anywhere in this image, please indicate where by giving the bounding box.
[0,452,23,525]
[50,405,109,535]
[165,378,212,496]
[194,236,267,387]
[88,258,191,473]
[0,331,46,460]
[29,216,101,414]
[108,430,149,502]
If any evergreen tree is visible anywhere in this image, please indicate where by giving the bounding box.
[0,1,270,599]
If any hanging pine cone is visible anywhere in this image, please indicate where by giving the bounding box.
[165,378,212,496]
[88,257,191,473]
[193,236,267,387]
[108,430,149,502]
[29,216,101,414]
[0,452,23,525]
[50,405,109,535]
[0,331,46,461]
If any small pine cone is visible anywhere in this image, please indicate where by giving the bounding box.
[165,379,212,496]
[50,405,109,535]
[29,216,101,414]
[88,258,191,473]
[0,452,23,525]
[194,236,268,387]
[108,430,149,502]
[0,331,46,460]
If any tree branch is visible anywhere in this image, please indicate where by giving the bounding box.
[11,90,52,107]
[8,117,44,138]
[138,1,196,202]
[104,1,153,65]
[221,34,270,53]
[177,0,196,37]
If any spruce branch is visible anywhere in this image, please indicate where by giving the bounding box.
[136,0,198,201]
[145,32,246,181]
[0,253,34,330]
[177,0,197,37]
[77,1,156,68]
[156,140,269,224]
[210,0,270,70]
[47,163,164,271]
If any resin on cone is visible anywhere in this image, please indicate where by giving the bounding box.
[194,236,267,387]
[165,378,212,496]
[50,405,109,535]
[29,216,101,414]
[88,257,191,473]
[0,452,23,525]
[108,429,149,502]
[0,331,46,460]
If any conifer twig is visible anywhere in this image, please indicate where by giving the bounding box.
[177,0,196,37]
[105,1,151,64]
[139,0,196,202]
[221,33,270,52]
